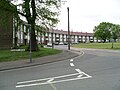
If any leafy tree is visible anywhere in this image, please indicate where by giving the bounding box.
[94,22,111,43]
[111,24,120,42]
[1,0,61,51]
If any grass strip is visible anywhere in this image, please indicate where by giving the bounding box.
[0,48,61,62]
[72,42,120,50]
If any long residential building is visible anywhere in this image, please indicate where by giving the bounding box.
[16,24,95,45]
[39,29,94,44]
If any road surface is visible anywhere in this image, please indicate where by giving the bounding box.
[0,45,120,90]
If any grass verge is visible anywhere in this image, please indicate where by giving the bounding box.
[72,42,120,50]
[0,47,62,62]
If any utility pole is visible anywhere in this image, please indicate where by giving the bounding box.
[61,0,70,50]
[51,28,54,49]
[29,24,32,63]
[67,7,70,50]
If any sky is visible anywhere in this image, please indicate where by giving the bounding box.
[56,0,120,33]
[12,0,120,33]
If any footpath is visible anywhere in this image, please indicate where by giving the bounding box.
[0,50,79,71]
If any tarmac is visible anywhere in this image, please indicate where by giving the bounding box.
[0,50,79,71]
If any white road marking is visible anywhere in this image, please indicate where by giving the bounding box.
[70,63,74,67]
[70,59,74,62]
[16,72,92,88]
[47,78,57,90]
[70,51,85,67]
[82,72,92,78]
[16,76,91,88]
[74,50,85,59]
[49,83,57,90]
[17,73,80,85]
[81,51,85,56]
[47,78,54,83]
[75,69,83,74]
[17,78,50,84]
[77,74,83,78]
[75,69,92,77]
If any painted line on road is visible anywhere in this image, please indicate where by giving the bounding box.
[70,63,75,67]
[16,72,92,88]
[47,78,54,83]
[69,50,92,79]
[72,50,85,60]
[49,83,57,90]
[75,69,83,74]
[47,79,57,90]
[77,74,83,78]
[78,50,85,57]
[69,50,85,67]
[16,76,91,88]
[70,59,74,62]
[17,73,80,84]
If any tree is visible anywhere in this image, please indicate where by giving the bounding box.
[19,0,60,51]
[111,24,120,42]
[1,0,61,51]
[94,22,111,43]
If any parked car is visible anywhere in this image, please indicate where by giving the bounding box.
[54,42,59,45]
[59,42,64,45]
[64,42,68,45]
[47,42,52,47]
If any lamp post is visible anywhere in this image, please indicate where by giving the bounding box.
[61,0,70,50]
[25,23,32,63]
[29,24,32,63]
[67,7,70,50]
[51,28,54,49]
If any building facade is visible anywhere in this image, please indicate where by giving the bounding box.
[40,29,94,44]
[15,25,95,45]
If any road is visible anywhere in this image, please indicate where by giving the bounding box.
[0,45,120,90]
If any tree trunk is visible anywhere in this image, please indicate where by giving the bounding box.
[103,39,106,43]
[24,0,38,51]
[30,22,39,51]
[114,39,116,42]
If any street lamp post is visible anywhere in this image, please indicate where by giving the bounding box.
[51,28,54,49]
[29,25,32,63]
[25,24,32,63]
[67,7,70,50]
[61,0,70,50]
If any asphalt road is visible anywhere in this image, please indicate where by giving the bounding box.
[0,45,120,90]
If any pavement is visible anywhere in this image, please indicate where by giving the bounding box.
[0,50,79,71]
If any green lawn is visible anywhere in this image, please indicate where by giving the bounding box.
[0,47,62,62]
[72,42,120,50]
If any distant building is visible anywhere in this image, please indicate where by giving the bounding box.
[41,29,94,44]
[15,26,95,45]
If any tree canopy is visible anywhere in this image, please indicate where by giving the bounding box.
[93,22,120,42]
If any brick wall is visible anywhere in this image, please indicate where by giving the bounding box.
[0,10,13,49]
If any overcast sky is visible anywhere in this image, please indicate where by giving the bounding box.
[13,0,120,33]
[57,0,120,33]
